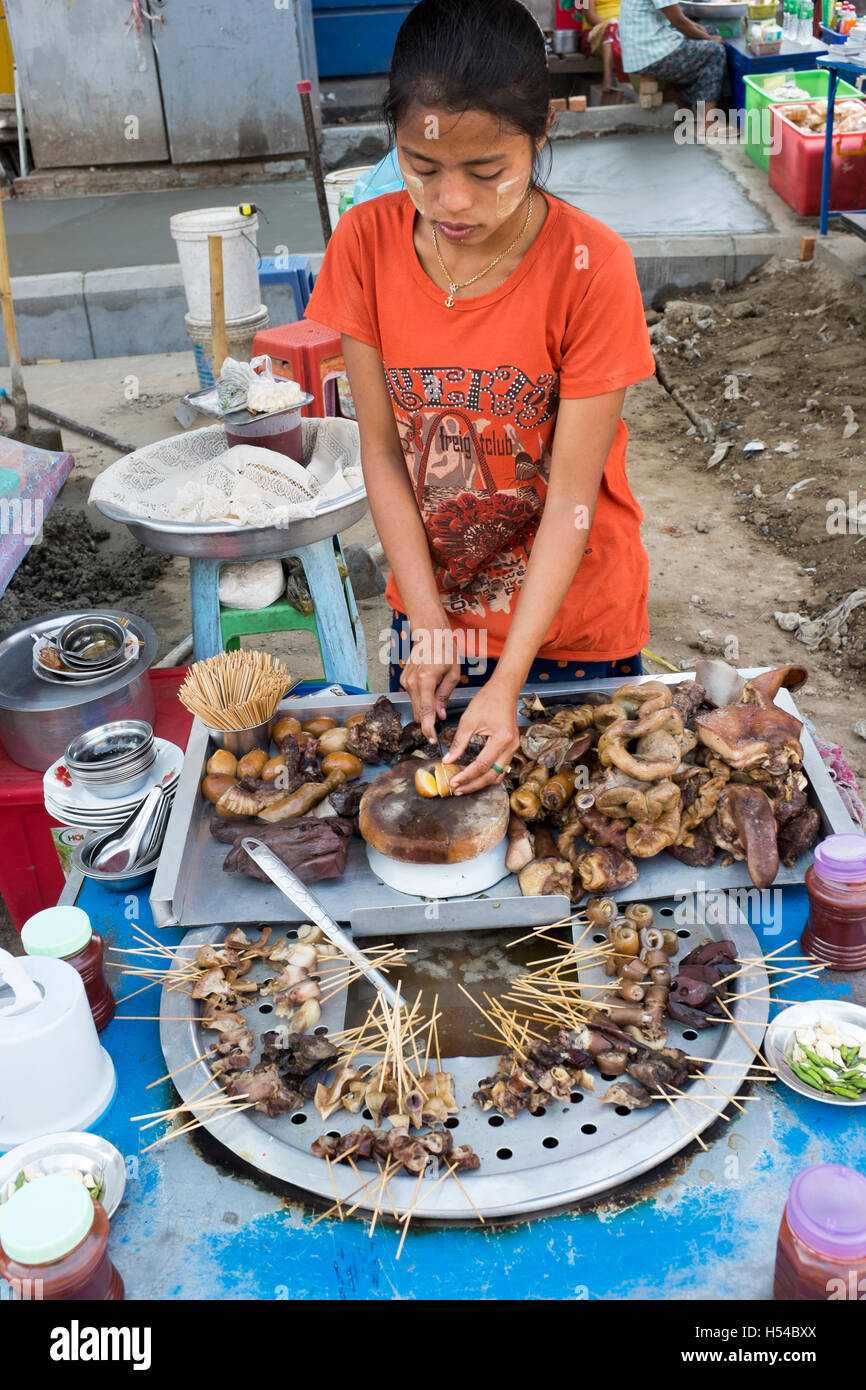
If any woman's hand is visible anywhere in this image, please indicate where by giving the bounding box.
[443,676,521,795]
[400,622,462,740]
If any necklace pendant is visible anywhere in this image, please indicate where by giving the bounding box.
[445,281,457,308]
[444,292,454,308]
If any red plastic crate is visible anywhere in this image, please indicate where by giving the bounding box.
[0,668,193,930]
[252,318,343,418]
[769,100,866,216]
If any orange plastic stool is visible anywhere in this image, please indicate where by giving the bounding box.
[252,319,346,418]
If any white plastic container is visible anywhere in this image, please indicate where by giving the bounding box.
[324,166,374,231]
[184,307,270,390]
[0,950,116,1152]
[170,206,266,323]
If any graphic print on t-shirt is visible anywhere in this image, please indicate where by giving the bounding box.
[385,364,558,618]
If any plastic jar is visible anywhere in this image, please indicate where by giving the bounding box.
[774,1164,866,1300]
[801,834,866,970]
[0,1173,124,1301]
[22,906,115,1031]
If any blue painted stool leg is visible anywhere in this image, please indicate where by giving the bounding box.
[189,558,224,661]
[288,540,368,689]
[334,538,369,689]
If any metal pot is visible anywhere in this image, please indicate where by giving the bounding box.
[0,610,158,771]
[552,27,579,53]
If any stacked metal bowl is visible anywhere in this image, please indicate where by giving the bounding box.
[56,616,128,677]
[65,720,157,800]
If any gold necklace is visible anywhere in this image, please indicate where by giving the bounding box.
[430,189,534,308]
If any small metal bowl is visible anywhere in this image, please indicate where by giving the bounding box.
[66,720,154,771]
[58,616,126,670]
[0,1131,127,1217]
[73,752,158,801]
[204,717,274,757]
[74,833,162,889]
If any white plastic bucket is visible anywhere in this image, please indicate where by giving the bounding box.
[170,206,264,322]
[324,166,374,231]
[184,307,270,390]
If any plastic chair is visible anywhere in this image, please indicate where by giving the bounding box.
[189,536,369,690]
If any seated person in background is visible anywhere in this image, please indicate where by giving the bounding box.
[618,0,731,126]
[582,0,625,95]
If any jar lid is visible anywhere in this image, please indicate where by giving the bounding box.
[0,1173,95,1264]
[21,906,92,959]
[813,833,866,884]
[787,1164,866,1260]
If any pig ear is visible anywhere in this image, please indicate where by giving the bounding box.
[744,665,808,707]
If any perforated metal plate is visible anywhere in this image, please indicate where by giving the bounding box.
[159,896,768,1219]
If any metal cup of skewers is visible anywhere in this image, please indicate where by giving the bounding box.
[203,717,275,756]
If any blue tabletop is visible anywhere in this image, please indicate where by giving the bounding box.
[65,876,864,1301]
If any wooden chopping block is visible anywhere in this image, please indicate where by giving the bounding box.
[359,759,509,865]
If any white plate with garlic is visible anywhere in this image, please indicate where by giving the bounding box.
[765,1000,866,1106]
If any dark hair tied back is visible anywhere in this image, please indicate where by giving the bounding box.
[384,0,551,183]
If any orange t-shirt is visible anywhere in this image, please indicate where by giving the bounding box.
[305,189,655,661]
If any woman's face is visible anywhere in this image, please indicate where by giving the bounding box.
[396,105,537,247]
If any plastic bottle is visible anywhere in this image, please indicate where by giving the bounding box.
[22,906,115,1031]
[802,833,866,970]
[775,1165,866,1300]
[0,1174,125,1301]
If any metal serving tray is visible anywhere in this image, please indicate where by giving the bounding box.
[182,384,315,427]
[158,899,769,1219]
[150,671,855,935]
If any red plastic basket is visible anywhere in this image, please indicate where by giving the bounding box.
[0,668,193,930]
[769,100,866,216]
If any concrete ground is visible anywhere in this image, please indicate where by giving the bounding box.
[8,132,779,278]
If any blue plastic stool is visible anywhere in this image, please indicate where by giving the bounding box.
[257,256,315,318]
[189,536,368,690]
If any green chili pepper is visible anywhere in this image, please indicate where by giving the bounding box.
[827,1085,860,1098]
[802,1046,835,1072]
[791,1062,828,1091]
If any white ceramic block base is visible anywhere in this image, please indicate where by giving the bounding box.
[365,837,508,898]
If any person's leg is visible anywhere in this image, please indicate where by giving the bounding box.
[639,39,728,115]
[602,40,615,89]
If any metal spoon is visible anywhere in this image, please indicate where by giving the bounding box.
[241,838,398,1006]
[91,785,166,873]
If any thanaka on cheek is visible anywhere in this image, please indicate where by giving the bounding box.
[403,171,426,217]
[495,175,528,221]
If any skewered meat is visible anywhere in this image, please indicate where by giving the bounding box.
[474,1027,593,1117]
[200,1010,255,1056]
[209,1049,250,1077]
[225,1062,303,1116]
[345,695,404,764]
[311,1126,480,1173]
[602,1081,653,1110]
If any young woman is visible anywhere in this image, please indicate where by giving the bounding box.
[305,0,655,793]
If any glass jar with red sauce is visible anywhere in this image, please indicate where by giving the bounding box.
[774,1164,866,1300]
[802,833,866,971]
[0,1173,124,1301]
[22,906,115,1031]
